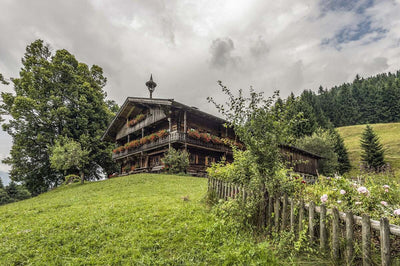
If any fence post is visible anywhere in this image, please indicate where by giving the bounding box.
[320,204,327,254]
[290,197,295,233]
[298,200,304,235]
[380,217,390,266]
[362,214,371,266]
[281,194,288,231]
[309,201,315,245]
[345,211,354,265]
[332,207,340,262]
[274,196,281,232]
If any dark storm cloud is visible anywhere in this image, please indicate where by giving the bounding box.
[209,38,240,68]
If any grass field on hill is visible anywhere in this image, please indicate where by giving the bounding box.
[0,174,281,265]
[337,122,400,175]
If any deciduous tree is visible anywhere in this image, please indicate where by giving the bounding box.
[0,40,118,195]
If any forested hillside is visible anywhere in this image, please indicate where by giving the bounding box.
[284,71,400,131]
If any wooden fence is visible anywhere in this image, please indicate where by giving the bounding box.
[208,177,400,265]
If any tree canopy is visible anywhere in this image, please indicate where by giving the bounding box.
[0,40,118,195]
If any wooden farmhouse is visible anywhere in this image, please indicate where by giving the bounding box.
[102,76,321,177]
[102,96,237,176]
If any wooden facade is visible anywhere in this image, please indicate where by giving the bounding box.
[102,97,236,176]
[102,97,321,177]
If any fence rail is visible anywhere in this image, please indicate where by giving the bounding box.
[208,177,400,265]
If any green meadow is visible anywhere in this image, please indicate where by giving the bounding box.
[0,174,280,265]
[337,122,400,175]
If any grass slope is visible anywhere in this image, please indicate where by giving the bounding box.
[0,174,279,265]
[337,122,400,174]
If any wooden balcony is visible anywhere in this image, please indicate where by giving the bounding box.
[112,131,231,160]
[116,110,167,140]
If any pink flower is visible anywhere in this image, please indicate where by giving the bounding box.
[385,189,389,193]
[340,189,346,195]
[394,209,400,216]
[381,201,388,206]
[383,185,390,189]
[320,194,328,203]
[357,186,369,194]
[355,201,362,205]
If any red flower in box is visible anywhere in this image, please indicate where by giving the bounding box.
[188,129,200,139]
[200,133,211,143]
[157,129,168,138]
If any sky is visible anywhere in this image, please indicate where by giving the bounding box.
[1,0,400,173]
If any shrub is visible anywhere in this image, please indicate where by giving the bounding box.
[64,174,81,185]
[162,148,189,174]
[295,129,338,176]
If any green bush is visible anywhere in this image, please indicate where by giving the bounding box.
[162,148,189,174]
[296,129,339,176]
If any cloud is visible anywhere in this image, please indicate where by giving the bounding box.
[250,36,270,59]
[1,0,400,172]
[209,37,240,68]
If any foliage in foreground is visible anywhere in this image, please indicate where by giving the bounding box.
[300,173,400,224]
[161,148,189,174]
[0,174,279,265]
[0,39,118,195]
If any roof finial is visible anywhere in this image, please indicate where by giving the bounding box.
[145,74,157,99]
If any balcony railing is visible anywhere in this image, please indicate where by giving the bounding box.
[112,131,231,159]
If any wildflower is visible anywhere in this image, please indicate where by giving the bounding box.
[394,209,400,216]
[340,189,346,195]
[380,201,388,206]
[320,194,328,203]
[385,189,389,193]
[357,186,369,194]
[337,200,342,204]
[383,185,390,189]
[301,180,306,184]
[355,201,362,205]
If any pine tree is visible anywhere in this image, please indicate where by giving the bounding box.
[360,125,385,171]
[331,129,351,174]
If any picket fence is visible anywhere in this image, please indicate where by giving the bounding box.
[208,177,400,266]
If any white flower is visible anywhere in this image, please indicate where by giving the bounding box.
[320,194,328,203]
[357,186,369,194]
[337,200,342,204]
[380,201,388,206]
[340,189,346,195]
[355,201,362,205]
[394,209,400,216]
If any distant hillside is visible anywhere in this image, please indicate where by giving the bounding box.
[0,171,10,186]
[337,123,400,173]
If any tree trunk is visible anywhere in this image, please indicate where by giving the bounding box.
[80,170,84,184]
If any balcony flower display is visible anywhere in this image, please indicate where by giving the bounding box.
[200,132,212,143]
[157,129,168,138]
[188,129,200,139]
[127,113,146,127]
[211,135,223,145]
[140,135,151,145]
[149,133,159,142]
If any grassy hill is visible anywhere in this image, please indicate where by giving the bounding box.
[0,174,280,265]
[337,122,400,174]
